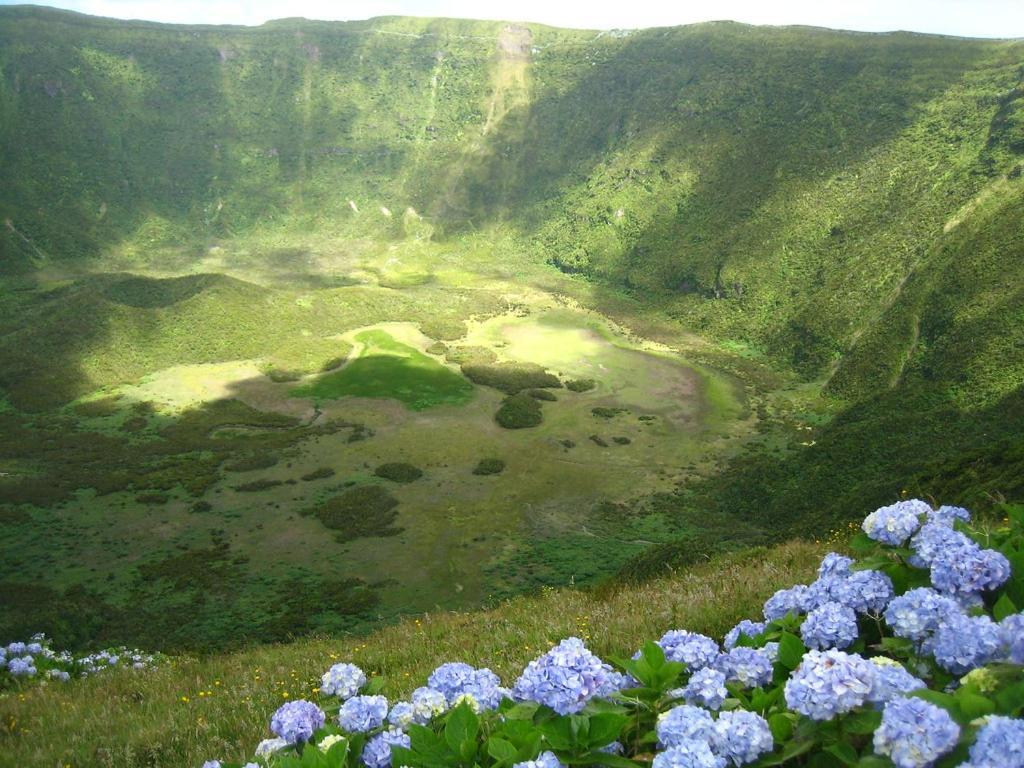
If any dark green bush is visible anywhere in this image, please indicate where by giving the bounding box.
[495,393,543,429]
[374,462,423,483]
[472,458,506,475]
[301,467,336,481]
[527,389,558,401]
[462,362,562,394]
[592,406,626,419]
[234,479,283,492]
[224,454,278,472]
[565,378,596,392]
[314,486,402,538]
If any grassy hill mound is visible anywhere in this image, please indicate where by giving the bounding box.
[0,540,826,768]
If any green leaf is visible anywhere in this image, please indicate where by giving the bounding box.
[565,753,641,768]
[444,703,480,760]
[487,737,519,764]
[957,692,996,720]
[777,632,807,671]
[540,717,575,751]
[993,593,1018,622]
[640,641,667,670]
[844,709,882,735]
[502,702,541,721]
[586,713,627,748]
[768,712,794,742]
[825,742,859,766]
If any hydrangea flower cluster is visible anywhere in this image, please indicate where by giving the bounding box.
[723,621,765,651]
[656,705,771,767]
[512,751,565,768]
[783,649,877,720]
[321,662,367,699]
[712,647,773,689]
[882,588,960,642]
[362,727,411,768]
[862,500,928,545]
[513,637,623,714]
[678,667,728,710]
[866,658,925,705]
[872,697,960,768]
[1,634,163,689]
[270,700,326,744]
[428,662,504,710]
[800,602,858,650]
[923,613,1002,674]
[657,630,721,670]
[337,695,389,733]
[962,716,1024,767]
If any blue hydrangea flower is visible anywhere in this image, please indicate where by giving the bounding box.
[600,742,624,755]
[829,569,894,614]
[513,637,622,715]
[680,667,728,710]
[713,647,773,689]
[723,621,766,650]
[763,585,810,621]
[963,716,1024,768]
[711,710,774,766]
[201,762,221,768]
[656,705,716,747]
[800,602,859,650]
[867,658,926,705]
[388,702,415,728]
[338,695,389,733]
[25,642,42,655]
[47,669,71,682]
[931,547,1011,597]
[818,553,855,579]
[783,649,876,720]
[653,742,726,768]
[883,588,962,642]
[1001,613,1024,664]
[362,728,410,768]
[321,663,367,699]
[657,630,721,670]
[863,500,927,545]
[761,642,780,664]
[872,697,959,768]
[7,656,36,677]
[410,687,448,723]
[270,700,326,744]
[428,663,504,709]
[929,505,971,526]
[802,578,839,612]
[908,523,973,568]
[6,642,26,655]
[924,613,1002,674]
[512,751,565,768]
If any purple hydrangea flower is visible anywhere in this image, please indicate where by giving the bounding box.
[512,752,565,768]
[863,500,927,546]
[829,570,894,614]
[867,659,926,705]
[883,588,961,642]
[763,585,809,621]
[255,737,288,756]
[656,705,716,747]
[908,523,974,568]
[783,649,876,720]
[338,695,389,733]
[428,663,503,709]
[818,553,855,579]
[680,668,728,710]
[513,637,622,715]
[931,547,1011,597]
[6,642,26,655]
[1001,613,1024,664]
[800,602,859,650]
[963,716,1024,768]
[653,743,726,768]
[872,697,959,768]
[657,630,721,670]
[7,656,36,677]
[929,505,971,526]
[711,710,774,766]
[321,663,367,699]
[713,647,773,689]
[362,728,410,768]
[723,621,766,651]
[924,613,1002,674]
[271,700,326,744]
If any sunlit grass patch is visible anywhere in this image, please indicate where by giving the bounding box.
[292,330,474,410]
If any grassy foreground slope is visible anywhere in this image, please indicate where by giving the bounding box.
[0,541,825,768]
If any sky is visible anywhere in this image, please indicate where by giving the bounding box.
[2,0,1023,39]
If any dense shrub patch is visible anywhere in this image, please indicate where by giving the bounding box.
[462,363,563,395]
[472,459,506,476]
[374,463,424,484]
[313,487,403,539]
[495,394,543,429]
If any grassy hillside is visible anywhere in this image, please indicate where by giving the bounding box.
[0,540,826,768]
[0,6,1022,652]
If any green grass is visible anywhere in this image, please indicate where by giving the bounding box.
[0,540,826,768]
[292,330,475,410]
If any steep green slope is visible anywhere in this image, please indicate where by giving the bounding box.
[0,6,1022,649]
